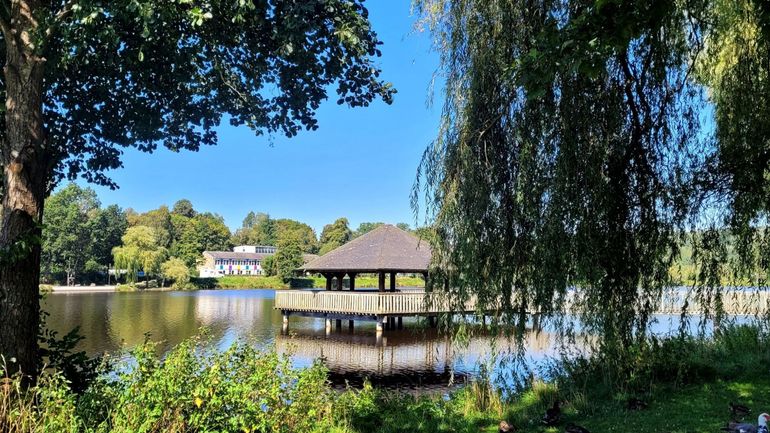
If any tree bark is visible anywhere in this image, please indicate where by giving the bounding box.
[0,0,47,380]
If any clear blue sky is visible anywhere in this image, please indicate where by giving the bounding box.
[79,1,440,235]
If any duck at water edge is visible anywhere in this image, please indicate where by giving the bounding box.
[722,413,770,433]
[731,402,752,420]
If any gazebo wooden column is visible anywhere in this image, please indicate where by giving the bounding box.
[389,271,397,329]
[348,273,356,330]
[378,272,385,292]
[335,272,344,329]
[324,273,332,291]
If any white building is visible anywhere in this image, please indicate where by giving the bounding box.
[198,245,317,277]
[233,245,277,254]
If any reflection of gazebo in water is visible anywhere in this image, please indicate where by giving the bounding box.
[276,224,474,333]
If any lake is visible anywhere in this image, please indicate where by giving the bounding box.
[41,288,718,391]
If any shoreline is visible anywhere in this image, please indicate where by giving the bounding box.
[49,285,117,293]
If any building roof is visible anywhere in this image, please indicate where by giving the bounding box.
[204,251,272,260]
[204,251,318,263]
[301,224,431,273]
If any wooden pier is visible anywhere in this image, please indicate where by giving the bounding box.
[275,290,468,332]
[277,287,770,333]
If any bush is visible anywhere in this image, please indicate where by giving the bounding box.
[2,336,337,433]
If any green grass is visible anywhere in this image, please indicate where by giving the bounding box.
[214,275,290,288]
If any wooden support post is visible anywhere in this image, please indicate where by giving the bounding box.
[428,316,437,328]
[348,320,354,331]
[336,273,344,291]
[325,274,332,291]
[397,317,403,329]
[378,272,385,292]
[325,318,332,331]
[422,272,429,291]
[376,316,384,333]
[390,272,396,292]
[336,319,342,329]
[282,312,289,324]
[349,273,356,291]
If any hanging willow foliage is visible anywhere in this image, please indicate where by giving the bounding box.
[411,0,768,351]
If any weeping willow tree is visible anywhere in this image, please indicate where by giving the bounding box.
[413,0,770,353]
[112,226,168,283]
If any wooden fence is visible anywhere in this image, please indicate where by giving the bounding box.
[276,288,770,317]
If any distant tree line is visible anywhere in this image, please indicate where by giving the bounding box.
[41,184,421,286]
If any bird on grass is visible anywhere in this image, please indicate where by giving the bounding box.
[542,399,562,427]
[731,402,752,420]
[626,397,648,411]
[565,422,591,433]
[498,420,515,433]
[721,413,770,433]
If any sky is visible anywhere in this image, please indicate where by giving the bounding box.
[78,1,441,235]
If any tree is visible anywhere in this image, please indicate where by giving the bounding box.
[319,217,352,255]
[261,255,276,277]
[274,219,319,254]
[161,257,191,288]
[0,0,393,376]
[232,212,276,246]
[395,223,411,232]
[353,222,384,238]
[412,0,764,351]
[272,236,305,282]
[41,184,100,285]
[112,226,168,283]
[131,206,174,249]
[88,204,128,270]
[171,199,196,219]
[171,212,232,268]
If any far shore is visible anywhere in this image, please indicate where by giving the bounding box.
[49,285,117,293]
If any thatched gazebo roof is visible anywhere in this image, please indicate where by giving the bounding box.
[301,224,431,274]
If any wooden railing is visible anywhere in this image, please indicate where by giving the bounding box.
[275,290,476,315]
[276,288,770,317]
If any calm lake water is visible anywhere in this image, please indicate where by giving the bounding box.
[41,289,716,391]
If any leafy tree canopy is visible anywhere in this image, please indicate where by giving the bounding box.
[272,235,305,282]
[171,199,196,219]
[353,222,384,238]
[319,217,352,255]
[41,184,100,285]
[112,226,168,282]
[274,219,318,254]
[232,212,276,246]
[413,0,770,348]
[161,257,191,288]
[24,0,396,188]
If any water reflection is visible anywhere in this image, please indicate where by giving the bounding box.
[43,290,573,390]
[42,289,725,391]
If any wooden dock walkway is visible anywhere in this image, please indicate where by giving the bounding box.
[275,290,474,317]
[276,288,770,333]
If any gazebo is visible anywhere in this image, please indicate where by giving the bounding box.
[301,224,431,292]
[276,224,452,334]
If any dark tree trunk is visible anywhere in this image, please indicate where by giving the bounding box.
[0,0,47,380]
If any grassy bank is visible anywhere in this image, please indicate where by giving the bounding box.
[3,325,768,432]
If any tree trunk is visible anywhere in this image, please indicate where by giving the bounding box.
[0,0,47,380]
